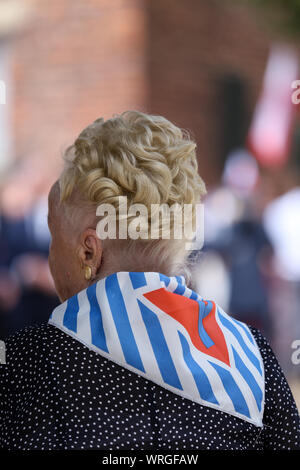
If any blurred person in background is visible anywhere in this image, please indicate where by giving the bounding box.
[261,164,300,376]
[194,150,274,340]
[0,162,58,339]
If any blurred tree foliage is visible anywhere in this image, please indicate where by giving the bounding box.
[241,0,300,36]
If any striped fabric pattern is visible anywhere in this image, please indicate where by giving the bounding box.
[49,271,265,427]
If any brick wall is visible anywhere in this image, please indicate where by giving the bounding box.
[11,0,147,178]
[7,0,297,186]
[146,0,276,185]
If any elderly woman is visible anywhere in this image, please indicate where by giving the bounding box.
[0,111,299,450]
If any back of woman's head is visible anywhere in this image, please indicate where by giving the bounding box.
[59,110,206,281]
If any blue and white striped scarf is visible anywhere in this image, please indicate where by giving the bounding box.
[49,271,265,427]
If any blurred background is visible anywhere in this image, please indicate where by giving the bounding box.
[0,0,299,409]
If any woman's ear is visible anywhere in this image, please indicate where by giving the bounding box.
[77,228,102,280]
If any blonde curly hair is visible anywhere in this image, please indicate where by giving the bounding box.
[59,110,206,281]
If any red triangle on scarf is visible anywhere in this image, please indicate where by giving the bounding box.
[143,288,230,366]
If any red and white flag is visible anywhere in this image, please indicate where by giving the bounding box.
[247,45,299,168]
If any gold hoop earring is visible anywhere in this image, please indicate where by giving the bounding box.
[84,265,92,281]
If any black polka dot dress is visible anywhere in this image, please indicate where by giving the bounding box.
[0,322,299,450]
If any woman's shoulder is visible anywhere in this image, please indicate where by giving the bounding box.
[248,325,293,392]
[248,326,273,350]
[2,322,83,371]
[248,325,300,447]
[0,324,56,401]
[3,322,119,375]
[5,322,60,354]
[248,325,287,375]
